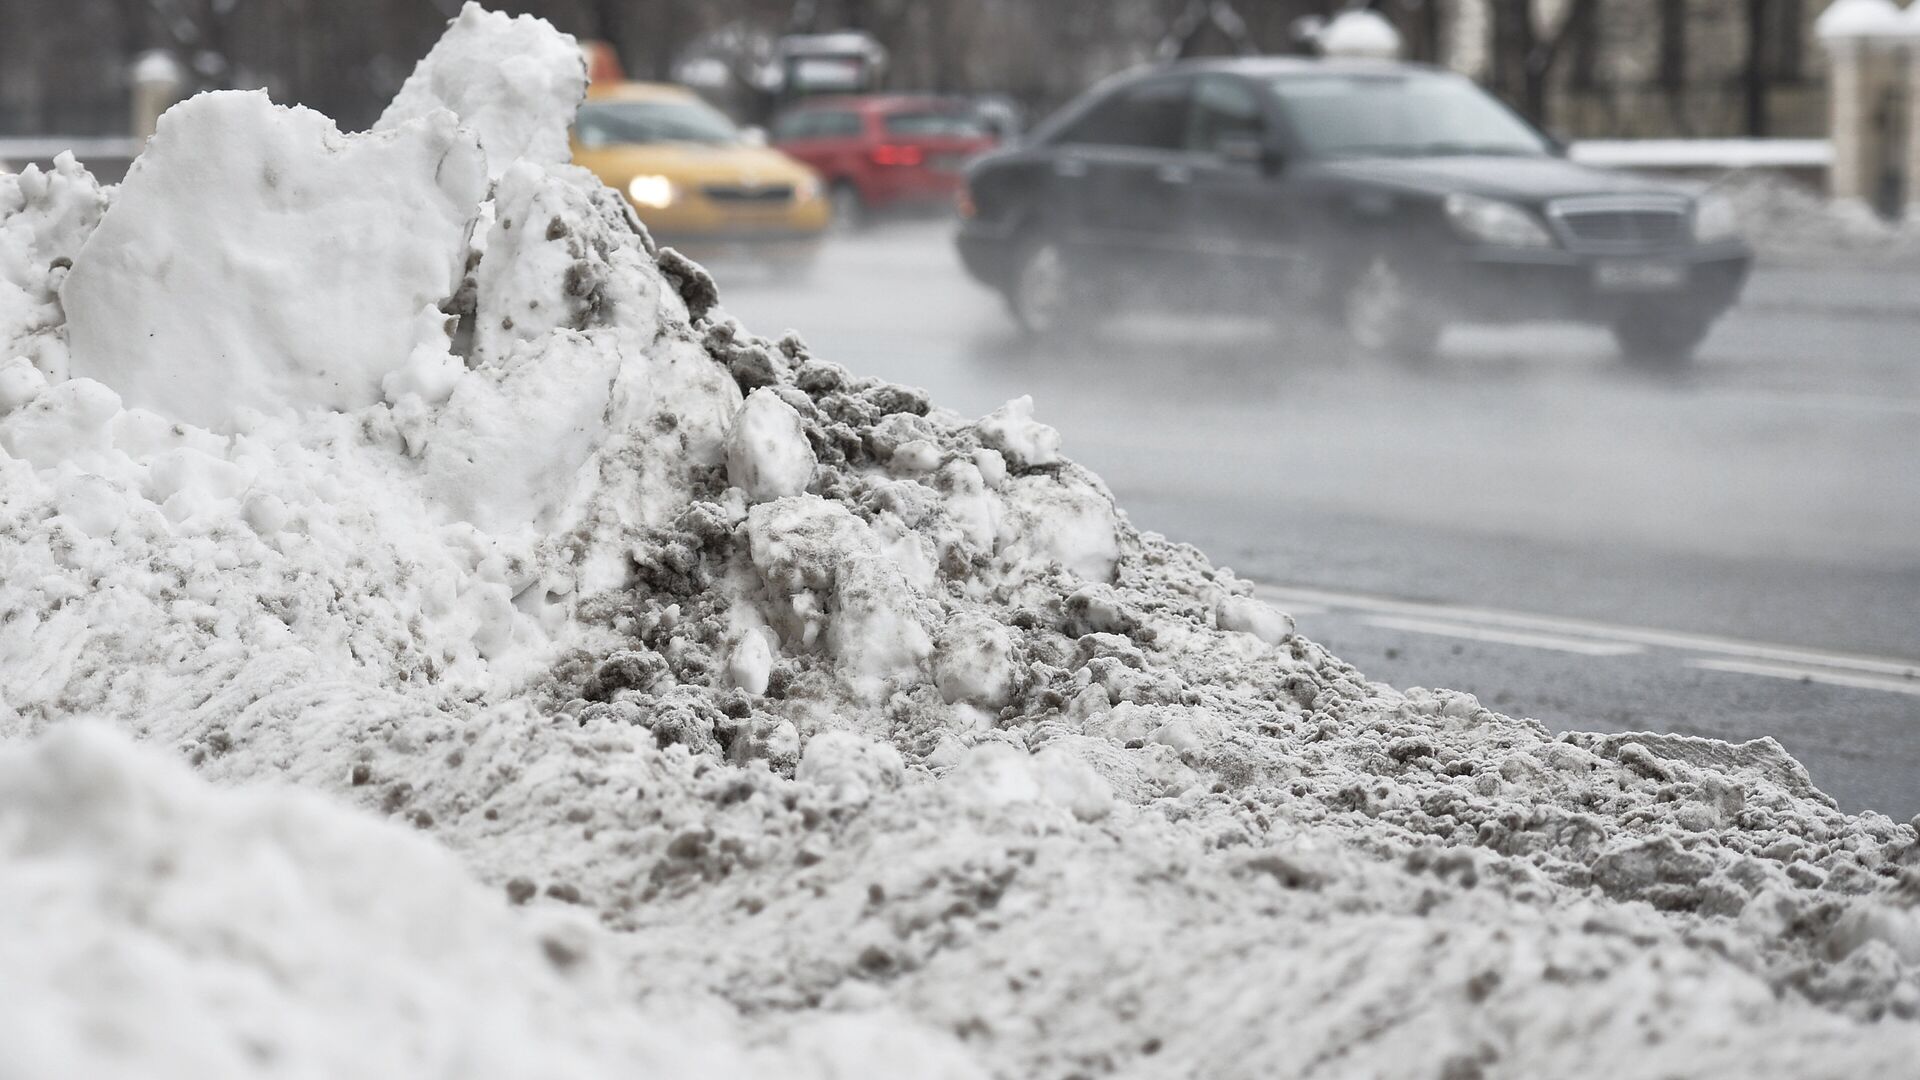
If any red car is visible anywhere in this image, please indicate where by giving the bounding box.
[771,96,997,227]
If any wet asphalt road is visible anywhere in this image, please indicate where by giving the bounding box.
[711,222,1920,819]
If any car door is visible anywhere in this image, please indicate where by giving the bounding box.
[1177,73,1304,305]
[1045,75,1195,268]
[773,108,864,187]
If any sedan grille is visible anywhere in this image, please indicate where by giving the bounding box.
[703,183,795,204]
[1548,198,1690,250]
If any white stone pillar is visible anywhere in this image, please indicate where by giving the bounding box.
[1816,0,1903,209]
[1903,5,1920,221]
[130,51,184,140]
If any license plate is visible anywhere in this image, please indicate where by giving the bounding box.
[930,153,968,172]
[1595,260,1688,292]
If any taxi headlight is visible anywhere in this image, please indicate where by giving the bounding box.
[1444,193,1555,248]
[1693,193,1742,243]
[795,174,823,202]
[627,174,676,210]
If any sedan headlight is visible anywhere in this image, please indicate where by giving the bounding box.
[1444,193,1555,249]
[794,173,822,202]
[627,174,676,210]
[1693,193,1742,244]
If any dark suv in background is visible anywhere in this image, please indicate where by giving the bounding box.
[955,58,1752,366]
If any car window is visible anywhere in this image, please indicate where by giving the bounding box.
[1187,75,1266,155]
[774,110,861,140]
[772,111,817,140]
[1266,73,1550,159]
[884,111,988,138]
[1056,77,1191,151]
[821,111,864,137]
[577,100,741,147]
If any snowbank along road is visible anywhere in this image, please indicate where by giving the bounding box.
[3,5,1919,1077]
[718,220,1920,817]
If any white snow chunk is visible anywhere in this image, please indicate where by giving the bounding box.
[1216,594,1294,645]
[381,305,466,409]
[890,438,940,474]
[974,395,1060,469]
[377,2,587,179]
[746,497,933,678]
[797,729,904,806]
[727,387,815,501]
[422,331,640,534]
[970,447,1007,489]
[933,613,1018,709]
[939,460,999,557]
[0,355,48,415]
[51,474,128,538]
[996,473,1120,583]
[0,725,766,1079]
[728,629,773,695]
[62,90,487,430]
[0,152,108,378]
[943,742,1112,822]
[0,377,121,471]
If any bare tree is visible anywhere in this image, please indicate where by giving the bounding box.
[1486,0,1599,127]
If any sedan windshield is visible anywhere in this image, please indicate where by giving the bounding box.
[1267,73,1550,160]
[576,100,741,147]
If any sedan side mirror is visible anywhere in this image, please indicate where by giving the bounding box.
[1217,133,1284,174]
[740,125,769,147]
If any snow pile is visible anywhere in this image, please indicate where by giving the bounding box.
[3,5,1919,1077]
[0,152,107,379]
[63,92,487,428]
[1716,170,1920,265]
[0,725,759,1079]
[376,3,588,178]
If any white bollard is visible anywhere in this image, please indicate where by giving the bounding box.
[1816,0,1905,210]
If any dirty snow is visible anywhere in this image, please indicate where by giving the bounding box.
[1717,169,1920,264]
[2,7,1918,1079]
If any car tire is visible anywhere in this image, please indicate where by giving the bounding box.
[1612,309,1713,369]
[829,181,865,233]
[1341,256,1443,364]
[1006,237,1088,340]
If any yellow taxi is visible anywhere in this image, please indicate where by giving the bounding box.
[572,82,830,268]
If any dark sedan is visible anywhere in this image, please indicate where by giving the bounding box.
[956,58,1752,366]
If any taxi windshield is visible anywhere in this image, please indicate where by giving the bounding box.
[576,100,742,147]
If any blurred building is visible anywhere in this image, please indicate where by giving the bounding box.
[0,0,1848,143]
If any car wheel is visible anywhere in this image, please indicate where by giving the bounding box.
[1342,256,1442,363]
[1612,309,1713,369]
[829,181,864,233]
[1006,238,1083,339]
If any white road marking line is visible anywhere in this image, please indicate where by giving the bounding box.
[1260,584,1918,679]
[1690,658,1920,698]
[1360,614,1647,657]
